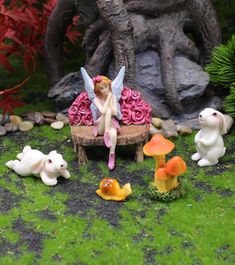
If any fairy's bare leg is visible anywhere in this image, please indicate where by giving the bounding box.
[103,107,112,147]
[108,126,117,170]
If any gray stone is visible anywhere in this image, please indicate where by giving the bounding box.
[161,120,178,138]
[56,113,69,125]
[34,112,44,125]
[48,72,83,108]
[176,124,193,135]
[0,125,7,136]
[5,122,13,132]
[42,111,57,119]
[149,124,163,136]
[44,118,57,124]
[49,50,220,124]
[22,112,36,124]
[0,114,10,126]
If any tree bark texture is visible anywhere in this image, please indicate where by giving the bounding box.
[45,0,221,115]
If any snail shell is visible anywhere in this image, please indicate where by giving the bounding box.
[100,178,120,195]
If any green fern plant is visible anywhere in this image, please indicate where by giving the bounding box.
[224,84,235,116]
[205,35,235,116]
[205,34,235,87]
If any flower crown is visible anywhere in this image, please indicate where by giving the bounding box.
[92,75,110,85]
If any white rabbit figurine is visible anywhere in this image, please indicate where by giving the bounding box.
[191,108,227,167]
[6,146,70,186]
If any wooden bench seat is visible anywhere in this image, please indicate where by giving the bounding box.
[71,125,149,164]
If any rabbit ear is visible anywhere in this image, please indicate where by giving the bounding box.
[31,158,47,174]
[218,112,227,135]
[49,150,57,155]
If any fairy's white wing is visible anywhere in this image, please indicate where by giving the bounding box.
[111,66,125,120]
[111,66,125,101]
[80,67,99,121]
[81,67,95,101]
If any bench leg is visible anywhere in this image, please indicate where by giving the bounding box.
[135,142,144,163]
[77,145,88,164]
[73,141,78,153]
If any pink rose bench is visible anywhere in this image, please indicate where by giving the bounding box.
[69,87,151,164]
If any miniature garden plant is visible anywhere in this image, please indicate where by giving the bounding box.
[143,134,186,200]
[205,34,235,116]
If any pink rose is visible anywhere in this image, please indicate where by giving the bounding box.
[142,102,152,112]
[77,101,89,114]
[125,98,134,108]
[82,112,94,126]
[121,108,132,125]
[131,90,141,100]
[78,92,89,101]
[145,113,151,124]
[121,87,132,100]
[135,98,144,106]
[132,107,145,124]
[69,114,75,125]
[68,105,78,116]
[73,113,82,125]
[121,101,133,110]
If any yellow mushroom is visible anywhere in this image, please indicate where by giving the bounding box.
[96,178,132,201]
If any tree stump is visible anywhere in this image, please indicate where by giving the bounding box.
[71,125,149,164]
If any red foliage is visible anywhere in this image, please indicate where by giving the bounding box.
[0,77,30,114]
[0,0,81,73]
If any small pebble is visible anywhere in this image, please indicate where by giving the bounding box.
[34,112,44,125]
[56,113,69,125]
[151,117,163,129]
[0,114,10,125]
[149,124,163,136]
[22,112,36,124]
[19,121,34,132]
[161,120,178,138]
[44,117,57,124]
[50,121,64,130]
[0,125,7,136]
[176,124,192,135]
[10,115,23,125]
[42,111,57,119]
[5,123,13,132]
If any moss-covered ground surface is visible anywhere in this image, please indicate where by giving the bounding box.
[0,123,234,265]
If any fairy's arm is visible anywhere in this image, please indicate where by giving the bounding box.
[93,93,112,114]
[110,95,118,116]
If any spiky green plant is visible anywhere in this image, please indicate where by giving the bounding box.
[224,84,235,116]
[205,35,235,87]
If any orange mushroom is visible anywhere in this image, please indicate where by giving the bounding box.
[165,156,187,176]
[144,134,187,193]
[143,134,175,169]
[96,178,132,201]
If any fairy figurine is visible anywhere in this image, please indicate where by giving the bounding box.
[81,66,125,170]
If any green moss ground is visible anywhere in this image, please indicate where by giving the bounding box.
[0,125,234,265]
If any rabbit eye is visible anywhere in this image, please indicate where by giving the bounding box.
[199,115,202,117]
[48,159,52,163]
[213,112,217,116]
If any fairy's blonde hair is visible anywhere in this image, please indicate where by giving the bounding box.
[94,76,112,96]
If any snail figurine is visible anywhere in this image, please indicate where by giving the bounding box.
[191,108,227,167]
[6,146,70,186]
[96,178,132,201]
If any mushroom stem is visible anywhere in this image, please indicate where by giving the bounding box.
[154,155,166,170]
